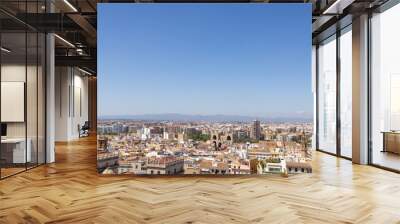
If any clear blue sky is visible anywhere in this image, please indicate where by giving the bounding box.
[98,4,312,118]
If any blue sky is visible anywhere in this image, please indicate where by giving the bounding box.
[98,4,312,118]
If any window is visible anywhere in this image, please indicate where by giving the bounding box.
[371,3,400,171]
[340,26,352,158]
[0,2,46,179]
[318,35,337,154]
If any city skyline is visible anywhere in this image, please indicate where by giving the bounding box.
[98,4,312,117]
[98,112,313,122]
[98,119,313,175]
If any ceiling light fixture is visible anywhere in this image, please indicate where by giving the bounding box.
[54,34,75,48]
[63,0,78,12]
[1,47,11,53]
[323,0,354,15]
[78,67,93,76]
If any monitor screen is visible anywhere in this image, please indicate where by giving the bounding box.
[1,123,7,137]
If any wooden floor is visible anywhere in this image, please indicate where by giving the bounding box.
[0,167,26,178]
[1,136,400,224]
[372,150,400,171]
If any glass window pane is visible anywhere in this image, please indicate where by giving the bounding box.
[27,31,38,169]
[1,31,27,177]
[318,35,337,154]
[340,27,352,158]
[0,1,46,179]
[371,3,400,171]
[38,33,45,165]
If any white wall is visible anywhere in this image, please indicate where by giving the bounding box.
[72,73,89,138]
[1,65,41,138]
[55,66,69,141]
[1,65,26,139]
[55,67,89,141]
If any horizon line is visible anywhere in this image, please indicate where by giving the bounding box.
[98,113,313,117]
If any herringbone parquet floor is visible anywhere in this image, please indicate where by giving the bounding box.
[1,136,400,224]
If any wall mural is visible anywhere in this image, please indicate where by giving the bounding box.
[97,4,313,176]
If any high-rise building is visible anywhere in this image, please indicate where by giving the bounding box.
[112,123,123,133]
[250,120,261,140]
[163,131,169,140]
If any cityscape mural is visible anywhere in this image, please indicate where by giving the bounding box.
[97,4,312,176]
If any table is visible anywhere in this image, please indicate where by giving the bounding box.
[382,131,400,154]
[1,138,31,164]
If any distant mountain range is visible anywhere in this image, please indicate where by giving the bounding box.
[98,113,312,123]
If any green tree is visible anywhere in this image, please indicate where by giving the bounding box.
[187,133,210,142]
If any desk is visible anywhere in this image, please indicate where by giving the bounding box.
[1,138,31,164]
[382,131,400,154]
